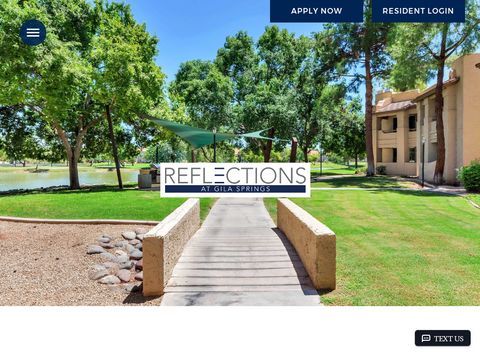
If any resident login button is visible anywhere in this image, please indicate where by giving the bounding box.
[373,0,465,22]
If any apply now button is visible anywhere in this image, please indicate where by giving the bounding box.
[270,0,363,23]
[373,0,465,22]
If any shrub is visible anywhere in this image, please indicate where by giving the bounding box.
[355,166,367,174]
[376,165,387,175]
[458,160,480,192]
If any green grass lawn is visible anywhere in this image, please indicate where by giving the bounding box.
[467,194,480,207]
[310,162,366,177]
[312,175,418,189]
[0,188,214,221]
[265,183,480,305]
[92,162,150,169]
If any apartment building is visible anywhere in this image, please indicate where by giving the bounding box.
[372,53,480,184]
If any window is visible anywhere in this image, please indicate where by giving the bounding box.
[393,117,398,132]
[409,147,416,163]
[392,148,397,163]
[409,115,417,131]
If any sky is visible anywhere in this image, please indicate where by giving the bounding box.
[127,0,323,82]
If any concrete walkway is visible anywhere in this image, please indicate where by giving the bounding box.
[161,198,320,306]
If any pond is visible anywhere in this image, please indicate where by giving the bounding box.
[0,167,139,192]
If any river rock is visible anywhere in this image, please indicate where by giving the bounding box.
[100,252,117,262]
[87,245,105,255]
[97,236,111,244]
[134,271,143,281]
[115,249,128,257]
[114,240,128,248]
[99,242,114,249]
[103,262,120,275]
[116,254,129,263]
[122,231,136,240]
[88,265,109,280]
[123,283,142,293]
[130,249,143,260]
[99,275,121,285]
[119,261,133,270]
[116,269,131,283]
[125,244,136,254]
[134,243,142,250]
[136,234,145,241]
[129,239,141,246]
[135,259,143,271]
[134,228,148,235]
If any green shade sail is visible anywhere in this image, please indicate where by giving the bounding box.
[143,115,277,149]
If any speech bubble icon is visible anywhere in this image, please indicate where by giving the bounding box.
[421,334,431,342]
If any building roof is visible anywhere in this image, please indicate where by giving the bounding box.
[414,77,460,102]
[374,100,416,114]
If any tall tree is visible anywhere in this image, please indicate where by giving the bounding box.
[323,98,366,167]
[91,0,165,188]
[0,0,164,189]
[292,35,345,162]
[320,1,394,175]
[0,106,43,165]
[388,1,480,183]
[170,60,234,130]
[215,31,258,105]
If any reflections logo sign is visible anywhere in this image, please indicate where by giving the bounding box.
[160,163,310,198]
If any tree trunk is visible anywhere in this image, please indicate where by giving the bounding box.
[355,154,358,168]
[52,123,81,190]
[433,28,448,185]
[106,105,123,190]
[302,148,308,163]
[290,137,298,163]
[364,49,375,176]
[52,115,102,190]
[201,147,212,162]
[262,128,275,162]
[68,151,80,189]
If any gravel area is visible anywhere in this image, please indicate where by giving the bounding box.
[0,220,162,306]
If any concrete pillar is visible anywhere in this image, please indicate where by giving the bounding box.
[444,107,457,183]
[415,103,422,177]
[397,111,407,165]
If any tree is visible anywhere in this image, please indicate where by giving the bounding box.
[144,140,187,164]
[215,31,258,105]
[0,106,49,165]
[0,0,164,189]
[219,26,306,162]
[291,36,345,162]
[320,1,394,175]
[170,60,233,130]
[91,1,165,188]
[388,1,480,183]
[169,60,234,160]
[325,98,366,167]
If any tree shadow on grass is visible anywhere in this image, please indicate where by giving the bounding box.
[369,188,457,198]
